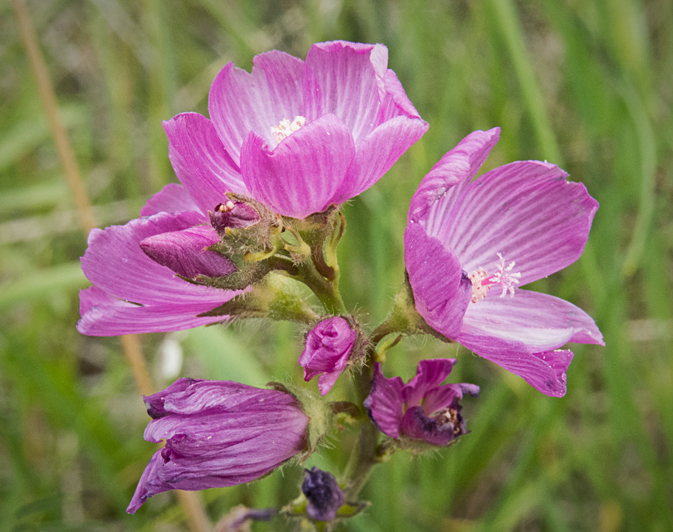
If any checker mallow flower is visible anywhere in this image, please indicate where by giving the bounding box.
[164,40,428,220]
[127,378,310,514]
[404,127,604,397]
[364,359,479,446]
[299,317,358,396]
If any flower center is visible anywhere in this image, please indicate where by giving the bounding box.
[271,116,306,144]
[469,253,521,303]
[433,407,461,434]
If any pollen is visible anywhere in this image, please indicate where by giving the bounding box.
[469,253,521,303]
[271,116,306,144]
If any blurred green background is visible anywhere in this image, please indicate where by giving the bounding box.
[1,0,672,530]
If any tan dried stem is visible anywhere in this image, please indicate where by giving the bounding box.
[11,1,211,530]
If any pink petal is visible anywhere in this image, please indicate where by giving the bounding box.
[80,212,230,306]
[404,223,472,338]
[163,113,246,215]
[462,289,604,350]
[332,115,428,204]
[401,358,457,407]
[375,70,423,125]
[422,383,474,415]
[458,333,575,397]
[363,363,405,439]
[444,161,599,285]
[208,53,305,165]
[140,183,200,217]
[409,128,500,231]
[303,42,388,146]
[77,290,232,336]
[240,114,355,218]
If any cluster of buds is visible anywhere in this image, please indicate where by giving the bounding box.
[78,40,603,528]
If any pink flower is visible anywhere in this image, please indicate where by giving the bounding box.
[404,128,604,397]
[127,378,309,514]
[364,359,479,446]
[299,317,358,396]
[165,40,428,219]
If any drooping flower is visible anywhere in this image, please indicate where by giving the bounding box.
[404,128,604,397]
[127,378,310,514]
[364,359,479,446]
[299,317,358,396]
[164,40,428,220]
[302,467,345,521]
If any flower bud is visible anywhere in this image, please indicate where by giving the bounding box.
[299,317,358,396]
[139,226,235,279]
[302,467,344,522]
[127,378,311,514]
[364,359,479,448]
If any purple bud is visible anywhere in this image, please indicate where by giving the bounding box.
[299,317,357,396]
[302,467,344,521]
[210,200,260,235]
[140,226,235,279]
[365,359,478,446]
[127,378,310,514]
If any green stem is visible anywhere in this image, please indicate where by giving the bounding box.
[294,259,347,315]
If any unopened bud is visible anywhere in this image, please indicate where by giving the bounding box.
[210,200,260,236]
[302,467,344,522]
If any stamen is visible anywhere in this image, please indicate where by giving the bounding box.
[271,116,306,144]
[469,253,521,303]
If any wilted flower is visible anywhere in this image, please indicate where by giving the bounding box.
[364,359,478,446]
[404,128,604,397]
[127,378,309,514]
[164,40,428,219]
[299,317,358,396]
[302,467,345,521]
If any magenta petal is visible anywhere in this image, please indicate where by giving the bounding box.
[445,161,600,285]
[408,128,500,231]
[404,223,472,338]
[76,287,235,335]
[462,289,604,351]
[363,363,405,438]
[421,384,472,415]
[140,226,235,279]
[401,359,457,407]
[303,42,388,146]
[140,183,200,217]
[458,331,575,397]
[208,54,305,165]
[164,113,246,214]
[333,115,428,204]
[375,70,423,124]
[240,114,355,218]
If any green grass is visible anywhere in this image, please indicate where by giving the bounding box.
[1,0,672,530]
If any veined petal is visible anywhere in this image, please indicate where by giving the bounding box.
[404,224,472,338]
[399,406,457,446]
[444,161,599,284]
[363,363,405,438]
[77,295,234,335]
[333,115,428,204]
[375,70,423,125]
[457,331,575,397]
[140,183,200,217]
[303,41,388,146]
[164,113,246,214]
[409,128,500,231]
[208,53,305,165]
[421,383,476,415]
[462,289,604,350]
[240,114,355,218]
[401,358,457,407]
[80,212,230,306]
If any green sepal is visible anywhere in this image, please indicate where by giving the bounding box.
[197,273,320,323]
